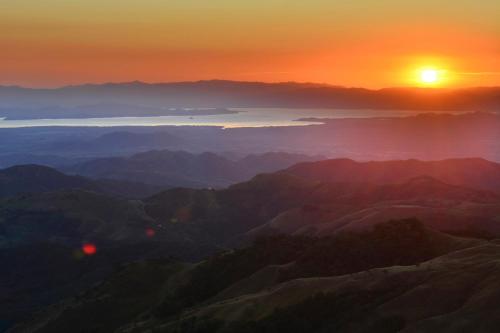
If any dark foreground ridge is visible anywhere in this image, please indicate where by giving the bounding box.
[10,219,497,333]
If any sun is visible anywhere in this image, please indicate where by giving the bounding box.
[420,69,439,84]
[408,57,452,87]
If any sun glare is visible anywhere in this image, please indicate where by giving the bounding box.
[420,69,438,83]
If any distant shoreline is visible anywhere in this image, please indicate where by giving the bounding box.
[0,107,237,121]
[0,108,487,129]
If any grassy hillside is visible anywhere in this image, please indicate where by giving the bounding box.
[11,219,488,333]
[161,242,500,333]
[2,163,500,331]
[284,158,500,193]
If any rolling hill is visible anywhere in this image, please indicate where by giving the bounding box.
[0,164,163,198]
[283,158,500,192]
[9,219,494,333]
[2,158,500,331]
[63,150,323,188]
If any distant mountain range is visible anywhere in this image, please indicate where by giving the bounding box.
[63,150,324,188]
[0,80,499,113]
[0,152,323,195]
[48,130,185,155]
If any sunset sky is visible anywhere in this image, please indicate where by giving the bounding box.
[1,0,499,88]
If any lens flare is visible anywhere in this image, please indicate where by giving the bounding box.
[82,243,97,255]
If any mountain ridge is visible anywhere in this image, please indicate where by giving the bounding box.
[9,219,496,333]
[0,164,162,198]
[283,157,500,192]
[1,80,498,111]
[63,150,323,188]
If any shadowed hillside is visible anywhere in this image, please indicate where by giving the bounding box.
[0,165,163,198]
[9,219,490,333]
[1,159,500,331]
[63,150,322,188]
[284,158,500,192]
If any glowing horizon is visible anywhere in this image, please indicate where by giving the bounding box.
[1,0,499,88]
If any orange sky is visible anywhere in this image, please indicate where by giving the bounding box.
[1,0,499,88]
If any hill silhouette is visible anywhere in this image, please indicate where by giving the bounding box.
[284,158,500,192]
[64,150,321,188]
[1,81,499,112]
[0,164,162,198]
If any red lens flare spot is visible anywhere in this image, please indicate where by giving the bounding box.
[145,228,156,237]
[82,243,97,255]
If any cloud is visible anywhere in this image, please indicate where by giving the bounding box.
[238,71,292,76]
[458,72,500,76]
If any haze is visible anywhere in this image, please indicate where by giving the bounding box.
[1,0,499,88]
[2,2,500,333]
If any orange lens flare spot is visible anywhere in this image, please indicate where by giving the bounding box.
[82,243,97,255]
[145,228,156,237]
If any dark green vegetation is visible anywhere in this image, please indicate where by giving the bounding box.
[154,219,456,319]
[0,240,215,327]
[10,219,489,333]
[221,290,408,333]
[11,259,185,333]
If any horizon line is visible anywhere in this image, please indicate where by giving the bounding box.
[1,79,499,91]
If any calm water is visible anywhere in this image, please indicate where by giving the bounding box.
[0,108,468,129]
